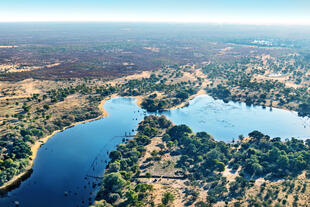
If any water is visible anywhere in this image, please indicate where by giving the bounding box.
[1,95,309,207]
[0,98,147,207]
[163,94,310,141]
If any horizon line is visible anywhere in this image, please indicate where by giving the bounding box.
[0,20,310,26]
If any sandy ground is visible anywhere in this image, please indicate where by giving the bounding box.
[219,47,233,54]
[222,166,239,183]
[121,71,150,81]
[0,79,41,100]
[167,68,210,110]
[137,136,189,206]
[137,135,209,206]
[168,88,206,110]
[146,179,187,207]
[255,74,301,89]
[143,47,160,53]
[0,45,18,48]
[0,62,60,73]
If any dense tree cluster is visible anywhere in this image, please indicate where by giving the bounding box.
[95,115,310,206]
[119,74,198,112]
[165,124,231,180]
[95,115,171,206]
[231,130,310,178]
[0,137,31,185]
[0,82,119,186]
[298,102,310,117]
[203,58,310,115]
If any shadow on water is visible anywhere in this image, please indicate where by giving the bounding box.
[0,169,33,196]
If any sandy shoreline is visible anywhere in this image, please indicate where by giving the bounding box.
[167,89,206,110]
[1,88,260,191]
[0,94,116,191]
[1,88,299,191]
[126,95,143,107]
[0,91,192,191]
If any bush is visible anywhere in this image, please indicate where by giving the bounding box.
[162,192,175,205]
[102,173,126,194]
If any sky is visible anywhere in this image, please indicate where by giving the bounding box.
[1,0,310,25]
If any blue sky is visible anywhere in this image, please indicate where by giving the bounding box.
[1,0,310,25]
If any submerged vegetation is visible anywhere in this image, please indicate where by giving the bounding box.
[93,115,310,206]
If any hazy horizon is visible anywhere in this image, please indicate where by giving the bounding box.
[1,0,310,25]
[0,21,310,26]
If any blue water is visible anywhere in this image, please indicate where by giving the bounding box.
[163,94,310,141]
[0,98,147,207]
[0,95,309,207]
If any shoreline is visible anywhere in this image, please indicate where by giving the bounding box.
[166,89,206,111]
[0,93,182,192]
[125,95,143,108]
[0,90,305,192]
[0,94,115,192]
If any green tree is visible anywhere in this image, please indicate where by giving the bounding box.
[102,173,126,194]
[168,125,192,140]
[43,105,50,110]
[167,141,174,150]
[162,192,175,205]
[125,190,139,205]
[109,150,122,161]
[145,172,152,178]
[215,161,226,172]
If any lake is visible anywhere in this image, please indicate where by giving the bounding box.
[0,95,309,207]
